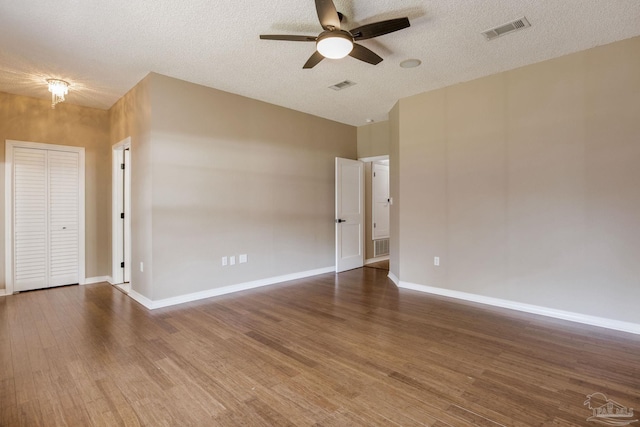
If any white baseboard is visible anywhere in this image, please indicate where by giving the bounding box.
[128,266,336,310]
[83,276,112,285]
[397,280,640,335]
[365,256,389,265]
[128,289,154,308]
[0,289,7,297]
[387,271,399,285]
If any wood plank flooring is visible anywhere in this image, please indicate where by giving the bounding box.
[1,267,639,426]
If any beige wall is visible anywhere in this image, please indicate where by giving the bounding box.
[146,73,356,300]
[364,162,373,260]
[357,121,389,159]
[392,36,640,323]
[0,92,111,290]
[389,104,400,277]
[110,75,153,297]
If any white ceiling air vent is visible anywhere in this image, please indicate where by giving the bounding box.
[482,17,530,41]
[329,80,357,91]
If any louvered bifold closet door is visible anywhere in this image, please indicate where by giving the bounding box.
[48,150,80,286]
[12,147,80,291]
[13,148,48,290]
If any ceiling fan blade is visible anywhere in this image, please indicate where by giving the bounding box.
[303,51,325,69]
[260,34,317,42]
[351,17,410,40]
[349,43,383,65]
[315,0,341,30]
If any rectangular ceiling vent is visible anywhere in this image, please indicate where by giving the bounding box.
[482,17,530,41]
[329,80,356,91]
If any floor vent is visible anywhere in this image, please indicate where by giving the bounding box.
[374,238,389,257]
[329,80,356,91]
[482,17,530,41]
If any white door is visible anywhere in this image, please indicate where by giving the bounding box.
[335,157,364,272]
[372,162,390,239]
[123,148,131,283]
[112,140,131,286]
[11,146,81,292]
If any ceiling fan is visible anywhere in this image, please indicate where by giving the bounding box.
[260,0,410,69]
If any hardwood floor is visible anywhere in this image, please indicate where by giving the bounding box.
[365,260,389,270]
[1,267,639,426]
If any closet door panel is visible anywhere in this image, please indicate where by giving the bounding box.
[48,150,80,286]
[13,148,48,291]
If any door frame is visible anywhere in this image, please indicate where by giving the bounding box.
[5,140,86,295]
[371,160,390,240]
[111,137,131,286]
[359,155,390,261]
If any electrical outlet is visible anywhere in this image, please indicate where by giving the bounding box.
[434,256,440,266]
[140,262,144,272]
[230,256,236,266]
[239,254,247,263]
[221,256,228,266]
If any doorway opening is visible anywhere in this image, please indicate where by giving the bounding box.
[360,155,390,270]
[112,138,131,293]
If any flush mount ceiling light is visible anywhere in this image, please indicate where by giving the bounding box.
[400,58,422,68]
[47,79,69,109]
[316,30,353,59]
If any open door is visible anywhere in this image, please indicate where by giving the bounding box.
[335,157,364,272]
[112,138,131,289]
[123,148,131,283]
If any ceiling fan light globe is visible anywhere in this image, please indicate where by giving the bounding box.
[317,33,353,59]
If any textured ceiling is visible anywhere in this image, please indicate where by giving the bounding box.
[1,0,639,126]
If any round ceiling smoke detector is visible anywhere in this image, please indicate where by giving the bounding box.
[400,59,422,68]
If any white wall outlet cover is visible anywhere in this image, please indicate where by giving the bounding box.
[140,262,144,272]
[222,256,228,266]
[434,256,440,266]
[230,256,236,265]
[239,254,248,263]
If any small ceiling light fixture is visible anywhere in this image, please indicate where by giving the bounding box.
[47,79,69,109]
[366,118,374,123]
[316,30,353,59]
[400,59,422,68]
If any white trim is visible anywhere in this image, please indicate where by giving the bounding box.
[397,280,640,335]
[358,155,389,163]
[128,289,154,308]
[128,266,335,310]
[112,137,131,285]
[365,256,389,265]
[5,140,85,295]
[387,271,399,285]
[115,283,131,294]
[83,276,112,285]
[0,289,8,297]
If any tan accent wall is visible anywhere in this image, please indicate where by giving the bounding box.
[147,73,356,300]
[109,75,152,297]
[392,36,640,323]
[0,92,111,290]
